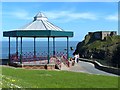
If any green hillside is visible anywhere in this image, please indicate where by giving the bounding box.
[84,35,120,50]
[74,34,120,67]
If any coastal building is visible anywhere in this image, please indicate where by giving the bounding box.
[88,31,117,40]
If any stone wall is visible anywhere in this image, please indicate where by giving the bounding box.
[88,31,117,40]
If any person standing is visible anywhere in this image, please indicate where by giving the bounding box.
[74,54,79,63]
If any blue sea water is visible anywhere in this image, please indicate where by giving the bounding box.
[1,41,78,59]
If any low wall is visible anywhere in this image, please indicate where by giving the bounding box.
[23,64,55,70]
[23,64,47,69]
[9,62,55,70]
[79,58,120,75]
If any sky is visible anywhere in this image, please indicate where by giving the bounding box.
[1,0,120,2]
[1,2,118,41]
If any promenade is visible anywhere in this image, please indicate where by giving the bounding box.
[63,61,117,76]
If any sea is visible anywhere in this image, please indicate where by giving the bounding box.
[0,41,79,59]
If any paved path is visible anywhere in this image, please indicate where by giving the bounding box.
[67,61,117,76]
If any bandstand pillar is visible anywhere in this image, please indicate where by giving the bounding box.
[8,37,10,64]
[20,37,22,64]
[16,37,18,59]
[53,37,55,56]
[34,37,36,58]
[67,37,69,59]
[48,37,50,64]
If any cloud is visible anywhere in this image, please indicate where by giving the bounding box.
[5,9,118,23]
[43,10,97,22]
[3,10,32,20]
[105,14,118,21]
[12,11,31,20]
[3,9,98,23]
[70,12,97,20]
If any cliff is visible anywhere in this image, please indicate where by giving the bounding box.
[74,33,120,67]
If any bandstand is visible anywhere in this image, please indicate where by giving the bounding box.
[3,12,74,69]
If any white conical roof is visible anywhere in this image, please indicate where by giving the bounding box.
[17,12,63,31]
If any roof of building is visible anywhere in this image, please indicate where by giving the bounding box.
[3,12,73,37]
[17,12,63,31]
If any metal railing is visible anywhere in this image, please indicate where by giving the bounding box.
[50,56,61,69]
[61,55,70,67]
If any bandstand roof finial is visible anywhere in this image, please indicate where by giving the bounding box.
[34,12,48,21]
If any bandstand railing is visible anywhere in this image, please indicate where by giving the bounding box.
[10,51,68,66]
[50,56,62,69]
[61,55,70,67]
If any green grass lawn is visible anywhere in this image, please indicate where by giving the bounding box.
[0,66,119,88]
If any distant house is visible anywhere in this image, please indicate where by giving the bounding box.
[88,31,117,40]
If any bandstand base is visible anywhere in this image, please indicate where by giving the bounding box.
[9,61,56,70]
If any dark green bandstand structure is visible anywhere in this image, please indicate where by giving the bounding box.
[3,12,74,66]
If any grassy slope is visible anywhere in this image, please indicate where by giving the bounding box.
[84,35,120,51]
[1,66,118,88]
